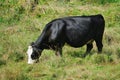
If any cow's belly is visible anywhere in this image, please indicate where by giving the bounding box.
[66,38,87,47]
[65,28,93,47]
[66,38,93,48]
[66,41,85,47]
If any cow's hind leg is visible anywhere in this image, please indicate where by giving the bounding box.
[95,40,103,53]
[95,37,103,53]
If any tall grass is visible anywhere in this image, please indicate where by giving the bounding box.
[0,0,120,80]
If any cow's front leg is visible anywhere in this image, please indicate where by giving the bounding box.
[86,43,93,53]
[83,43,93,57]
[55,47,62,56]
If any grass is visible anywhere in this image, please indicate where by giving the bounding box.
[0,0,120,80]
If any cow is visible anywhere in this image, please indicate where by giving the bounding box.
[27,14,105,64]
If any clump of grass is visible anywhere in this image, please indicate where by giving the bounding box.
[16,73,30,80]
[82,0,120,5]
[69,51,83,58]
[116,48,120,58]
[8,52,24,62]
[0,69,30,80]
[0,69,17,80]
[0,59,6,66]
[90,54,106,64]
[24,66,33,73]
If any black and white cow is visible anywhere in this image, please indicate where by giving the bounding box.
[27,14,105,64]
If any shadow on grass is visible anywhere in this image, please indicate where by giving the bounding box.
[66,50,99,59]
[67,50,94,58]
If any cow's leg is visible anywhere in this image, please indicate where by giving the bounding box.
[83,43,93,57]
[95,38,103,53]
[55,47,62,56]
[55,42,65,56]
[86,43,93,53]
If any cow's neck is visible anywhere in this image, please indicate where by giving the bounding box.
[34,31,46,48]
[34,41,49,50]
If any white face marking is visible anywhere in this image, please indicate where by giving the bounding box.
[27,46,36,64]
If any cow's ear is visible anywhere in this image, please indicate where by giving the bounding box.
[31,42,35,46]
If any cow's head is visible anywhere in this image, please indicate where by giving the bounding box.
[27,42,43,64]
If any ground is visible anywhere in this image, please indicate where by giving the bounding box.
[0,0,120,80]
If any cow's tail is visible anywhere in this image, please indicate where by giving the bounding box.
[99,14,105,33]
[99,14,105,28]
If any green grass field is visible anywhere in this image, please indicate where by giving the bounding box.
[0,0,120,80]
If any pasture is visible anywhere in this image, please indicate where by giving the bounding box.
[0,0,120,80]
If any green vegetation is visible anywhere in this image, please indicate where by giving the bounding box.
[0,0,120,80]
